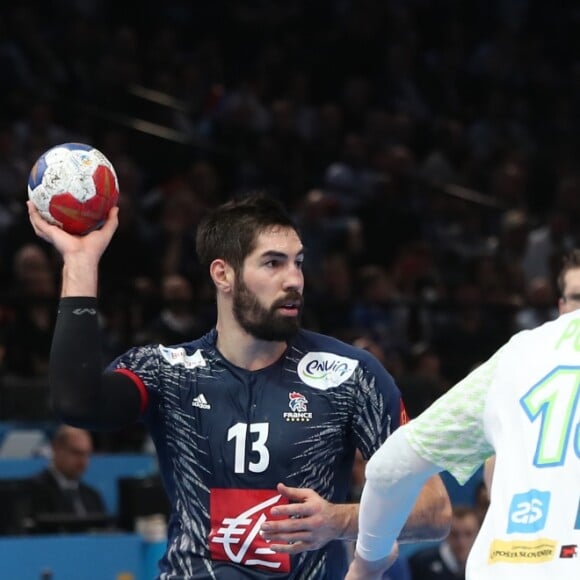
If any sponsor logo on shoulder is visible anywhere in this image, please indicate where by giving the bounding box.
[507,489,550,534]
[283,392,312,422]
[297,352,358,389]
[192,393,211,410]
[488,538,557,564]
[159,346,207,369]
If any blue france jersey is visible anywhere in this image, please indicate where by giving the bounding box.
[110,329,404,579]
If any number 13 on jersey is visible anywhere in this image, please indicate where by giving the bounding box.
[228,423,270,474]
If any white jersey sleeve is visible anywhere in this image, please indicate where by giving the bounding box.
[359,314,580,580]
[404,346,503,483]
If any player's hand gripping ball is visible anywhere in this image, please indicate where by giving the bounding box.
[28,142,119,235]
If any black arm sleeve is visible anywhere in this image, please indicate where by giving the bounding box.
[49,297,142,430]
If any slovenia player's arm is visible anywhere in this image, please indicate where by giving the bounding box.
[346,348,501,580]
[361,353,451,545]
[346,428,441,580]
[29,203,143,429]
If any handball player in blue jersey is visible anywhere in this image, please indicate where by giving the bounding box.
[28,193,450,579]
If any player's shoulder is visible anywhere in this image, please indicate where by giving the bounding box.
[155,329,216,364]
[114,330,215,368]
[509,311,580,350]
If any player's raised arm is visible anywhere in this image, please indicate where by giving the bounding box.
[27,201,118,296]
[28,202,142,429]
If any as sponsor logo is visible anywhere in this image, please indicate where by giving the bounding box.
[507,489,550,533]
[159,346,206,369]
[488,538,557,564]
[559,544,577,559]
[297,352,358,389]
[283,392,312,422]
[209,488,290,572]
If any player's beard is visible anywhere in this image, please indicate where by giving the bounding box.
[233,276,303,342]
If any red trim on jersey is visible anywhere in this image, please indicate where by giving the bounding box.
[400,400,410,425]
[114,368,148,414]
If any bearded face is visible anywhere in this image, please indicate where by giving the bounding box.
[233,272,303,341]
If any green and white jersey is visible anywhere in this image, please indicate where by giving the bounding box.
[406,310,580,579]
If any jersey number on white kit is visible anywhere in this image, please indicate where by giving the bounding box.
[520,366,580,467]
[228,422,270,473]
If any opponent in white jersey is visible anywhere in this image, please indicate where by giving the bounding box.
[346,309,580,580]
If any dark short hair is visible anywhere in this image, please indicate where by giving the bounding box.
[557,249,580,295]
[196,192,299,273]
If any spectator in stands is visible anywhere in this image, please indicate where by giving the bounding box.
[150,189,205,281]
[323,132,379,212]
[431,282,505,383]
[473,480,490,525]
[307,252,355,337]
[397,344,449,418]
[522,208,574,284]
[407,506,480,580]
[557,248,580,315]
[28,426,106,521]
[295,189,364,296]
[135,273,208,346]
[351,264,410,354]
[1,243,58,377]
[513,276,558,331]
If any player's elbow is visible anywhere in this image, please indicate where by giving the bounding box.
[50,378,106,429]
[51,373,142,431]
[50,391,97,428]
[52,401,128,431]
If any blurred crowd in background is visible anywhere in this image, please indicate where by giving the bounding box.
[1,0,580,450]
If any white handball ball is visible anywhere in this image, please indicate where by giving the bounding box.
[28,142,119,235]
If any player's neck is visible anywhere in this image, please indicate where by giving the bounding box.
[215,318,286,371]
